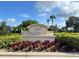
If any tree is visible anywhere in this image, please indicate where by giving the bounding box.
[0,21,8,34]
[66,16,79,28]
[48,24,59,32]
[74,23,79,32]
[19,20,38,30]
[50,15,56,30]
[61,27,68,32]
[12,27,17,33]
[50,15,56,25]
[47,19,50,27]
[66,16,79,32]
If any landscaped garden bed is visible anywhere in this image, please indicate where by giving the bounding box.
[0,33,79,52]
[7,40,75,52]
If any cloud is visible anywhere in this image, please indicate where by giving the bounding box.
[35,1,55,13]
[0,18,16,24]
[0,19,3,22]
[61,17,68,21]
[6,18,16,23]
[21,14,30,18]
[38,13,47,17]
[55,1,79,18]
[12,21,22,27]
[35,1,79,19]
[58,23,66,29]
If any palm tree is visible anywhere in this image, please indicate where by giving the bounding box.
[50,15,56,30]
[47,19,50,28]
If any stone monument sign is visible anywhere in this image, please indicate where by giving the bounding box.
[27,24,48,35]
[21,24,55,41]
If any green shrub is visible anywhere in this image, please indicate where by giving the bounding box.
[0,34,21,48]
[55,33,79,50]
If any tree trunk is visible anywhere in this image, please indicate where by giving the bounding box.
[52,19,53,31]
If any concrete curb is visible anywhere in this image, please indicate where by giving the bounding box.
[0,52,79,57]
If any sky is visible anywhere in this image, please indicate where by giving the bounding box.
[0,1,79,28]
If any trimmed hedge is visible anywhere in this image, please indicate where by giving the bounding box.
[55,33,79,50]
[0,34,21,48]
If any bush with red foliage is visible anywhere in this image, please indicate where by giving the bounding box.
[7,40,74,52]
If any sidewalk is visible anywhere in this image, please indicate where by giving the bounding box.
[0,49,79,56]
